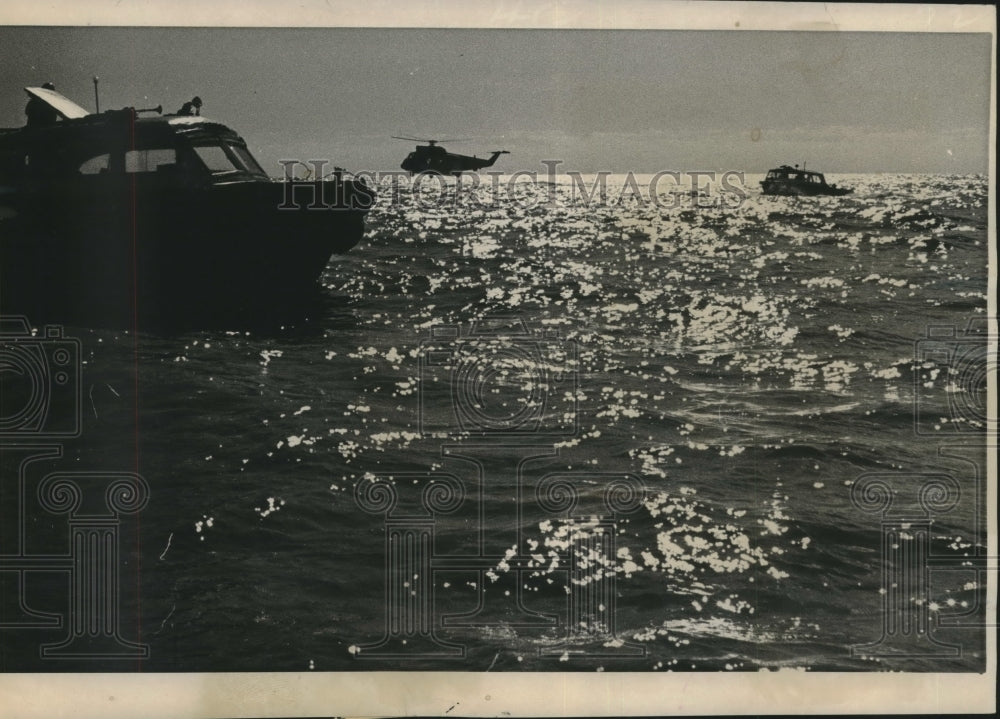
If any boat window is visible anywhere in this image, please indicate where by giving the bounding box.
[228,145,266,176]
[125,148,177,173]
[191,143,266,178]
[79,153,111,175]
[193,145,236,174]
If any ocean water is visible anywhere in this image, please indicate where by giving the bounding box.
[2,172,990,672]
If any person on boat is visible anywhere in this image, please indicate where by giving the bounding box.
[176,96,202,116]
[24,82,59,127]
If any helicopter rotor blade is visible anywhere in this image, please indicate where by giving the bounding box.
[391,135,474,145]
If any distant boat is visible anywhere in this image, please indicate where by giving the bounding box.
[1,86,374,325]
[760,165,853,196]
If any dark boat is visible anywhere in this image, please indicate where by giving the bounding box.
[760,165,853,197]
[1,88,374,326]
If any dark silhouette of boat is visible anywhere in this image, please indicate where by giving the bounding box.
[760,165,853,197]
[1,87,374,326]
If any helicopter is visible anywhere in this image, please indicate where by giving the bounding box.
[393,136,509,176]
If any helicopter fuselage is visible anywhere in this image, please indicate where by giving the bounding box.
[400,146,507,177]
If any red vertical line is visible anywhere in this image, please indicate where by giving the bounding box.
[128,111,143,664]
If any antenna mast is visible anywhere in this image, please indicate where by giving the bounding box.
[93,76,100,113]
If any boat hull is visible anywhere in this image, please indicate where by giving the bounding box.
[760,177,853,197]
[0,176,373,326]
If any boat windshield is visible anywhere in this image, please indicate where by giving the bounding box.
[192,142,267,179]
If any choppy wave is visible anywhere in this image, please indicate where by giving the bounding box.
[52,173,990,672]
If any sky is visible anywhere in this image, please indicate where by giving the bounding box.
[0,27,992,174]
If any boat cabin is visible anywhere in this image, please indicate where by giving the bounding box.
[1,110,270,193]
[2,87,372,326]
[760,163,852,196]
[764,165,830,186]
